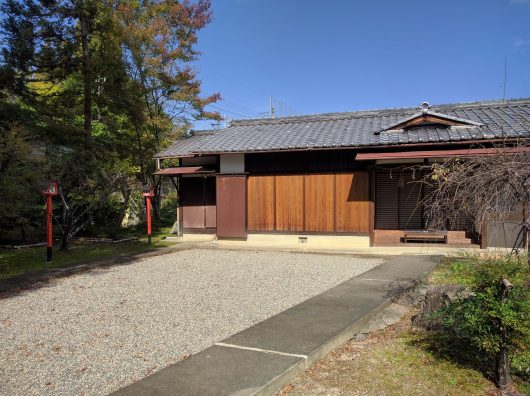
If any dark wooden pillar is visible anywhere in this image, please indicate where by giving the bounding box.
[216,174,247,239]
[369,167,376,247]
[169,176,184,236]
[480,215,488,249]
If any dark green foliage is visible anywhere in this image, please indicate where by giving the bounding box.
[158,191,179,227]
[436,256,530,386]
[0,0,219,246]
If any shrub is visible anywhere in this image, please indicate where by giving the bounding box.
[438,255,529,387]
[158,191,178,228]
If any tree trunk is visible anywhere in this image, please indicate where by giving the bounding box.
[497,279,513,390]
[20,224,26,242]
[80,3,92,147]
[496,343,511,390]
[523,202,529,270]
[60,230,70,250]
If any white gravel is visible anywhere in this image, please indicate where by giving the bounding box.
[0,248,383,395]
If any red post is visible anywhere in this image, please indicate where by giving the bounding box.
[46,194,53,261]
[42,180,58,262]
[143,185,154,245]
[146,196,152,245]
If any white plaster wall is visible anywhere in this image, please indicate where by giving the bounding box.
[220,153,245,173]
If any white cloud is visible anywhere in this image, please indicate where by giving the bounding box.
[513,37,530,47]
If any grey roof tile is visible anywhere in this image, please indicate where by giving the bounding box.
[156,98,530,158]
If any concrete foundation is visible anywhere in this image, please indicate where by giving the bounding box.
[166,234,216,243]
[222,233,370,249]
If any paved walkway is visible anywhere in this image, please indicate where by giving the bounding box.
[112,254,442,396]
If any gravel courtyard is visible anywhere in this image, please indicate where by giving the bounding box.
[0,248,383,395]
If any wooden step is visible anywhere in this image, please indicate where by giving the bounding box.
[374,229,474,246]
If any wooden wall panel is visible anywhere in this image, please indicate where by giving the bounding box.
[304,174,335,232]
[246,150,363,174]
[204,177,216,228]
[248,176,275,231]
[181,176,217,229]
[181,177,205,229]
[335,172,370,232]
[275,175,304,231]
[216,175,247,238]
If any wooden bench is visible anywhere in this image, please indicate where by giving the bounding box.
[404,230,448,244]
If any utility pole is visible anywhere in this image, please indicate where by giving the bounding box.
[270,96,275,118]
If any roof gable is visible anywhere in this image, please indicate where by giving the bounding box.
[377,102,482,134]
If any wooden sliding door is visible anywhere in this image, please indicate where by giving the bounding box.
[181,176,216,230]
[216,175,247,238]
[247,172,369,233]
[375,169,423,230]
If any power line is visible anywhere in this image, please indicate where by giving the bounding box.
[220,100,263,117]
[207,104,254,119]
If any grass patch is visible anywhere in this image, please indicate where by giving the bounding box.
[282,254,529,395]
[281,315,500,396]
[0,227,177,280]
[428,255,477,286]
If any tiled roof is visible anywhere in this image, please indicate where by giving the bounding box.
[156,98,530,158]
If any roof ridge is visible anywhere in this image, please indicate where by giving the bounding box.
[230,97,530,127]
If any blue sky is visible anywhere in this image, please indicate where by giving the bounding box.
[193,0,530,129]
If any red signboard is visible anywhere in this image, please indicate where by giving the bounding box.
[42,180,59,196]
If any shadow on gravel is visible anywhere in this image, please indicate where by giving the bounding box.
[0,248,182,300]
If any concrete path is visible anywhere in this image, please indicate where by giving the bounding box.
[112,254,442,396]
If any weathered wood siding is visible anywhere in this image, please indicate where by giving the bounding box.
[275,175,304,231]
[248,172,369,233]
[304,174,335,232]
[335,172,370,233]
[247,175,275,231]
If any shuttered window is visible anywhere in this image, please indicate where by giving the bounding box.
[375,169,423,230]
[375,171,398,229]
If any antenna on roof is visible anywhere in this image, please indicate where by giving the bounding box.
[269,96,275,118]
[502,56,507,101]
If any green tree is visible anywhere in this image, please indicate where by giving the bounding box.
[116,0,220,215]
[0,100,44,240]
[0,0,220,247]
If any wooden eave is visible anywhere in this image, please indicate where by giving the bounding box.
[355,146,530,161]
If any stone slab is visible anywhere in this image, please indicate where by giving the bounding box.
[113,345,303,396]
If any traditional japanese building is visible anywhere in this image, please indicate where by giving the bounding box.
[155,98,530,249]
